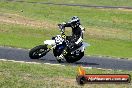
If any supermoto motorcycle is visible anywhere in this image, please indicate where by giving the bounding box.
[29,25,90,63]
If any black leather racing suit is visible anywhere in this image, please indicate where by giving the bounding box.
[61,22,85,52]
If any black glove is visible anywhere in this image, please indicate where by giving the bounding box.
[58,24,65,30]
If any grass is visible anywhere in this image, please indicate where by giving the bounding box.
[87,38,132,58]
[0,1,132,58]
[0,60,132,88]
[0,1,132,31]
[17,0,132,7]
[0,23,59,48]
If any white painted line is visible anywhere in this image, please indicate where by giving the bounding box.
[0,59,41,64]
[0,46,30,51]
[44,63,65,66]
[0,59,66,66]
[0,58,125,71]
[83,67,92,69]
[93,67,113,71]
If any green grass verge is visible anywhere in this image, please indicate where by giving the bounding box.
[18,0,132,7]
[0,61,132,88]
[0,1,132,31]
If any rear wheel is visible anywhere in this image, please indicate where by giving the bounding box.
[29,45,48,59]
[65,52,84,63]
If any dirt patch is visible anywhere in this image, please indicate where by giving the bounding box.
[0,13,56,29]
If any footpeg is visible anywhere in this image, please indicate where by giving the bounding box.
[63,50,67,55]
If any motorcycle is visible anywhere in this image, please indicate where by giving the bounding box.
[29,24,90,63]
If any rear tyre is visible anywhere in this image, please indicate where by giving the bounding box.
[65,52,84,63]
[29,45,48,59]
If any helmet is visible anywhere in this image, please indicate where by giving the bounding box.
[71,16,80,21]
[70,16,80,27]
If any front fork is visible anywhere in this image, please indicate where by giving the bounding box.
[45,44,56,53]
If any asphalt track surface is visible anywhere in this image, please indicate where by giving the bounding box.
[0,46,132,71]
[7,0,132,9]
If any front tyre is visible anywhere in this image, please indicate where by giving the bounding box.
[29,45,48,59]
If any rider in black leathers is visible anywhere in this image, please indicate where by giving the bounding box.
[57,16,85,60]
[58,16,85,51]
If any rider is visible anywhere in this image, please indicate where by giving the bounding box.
[58,16,85,59]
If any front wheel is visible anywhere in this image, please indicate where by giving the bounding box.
[29,45,48,59]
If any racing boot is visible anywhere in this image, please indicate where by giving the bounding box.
[56,54,64,63]
[56,49,68,63]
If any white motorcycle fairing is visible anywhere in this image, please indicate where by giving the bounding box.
[44,40,55,45]
[44,35,64,46]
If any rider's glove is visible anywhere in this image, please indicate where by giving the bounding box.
[58,24,65,33]
[58,24,64,29]
[58,22,66,29]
